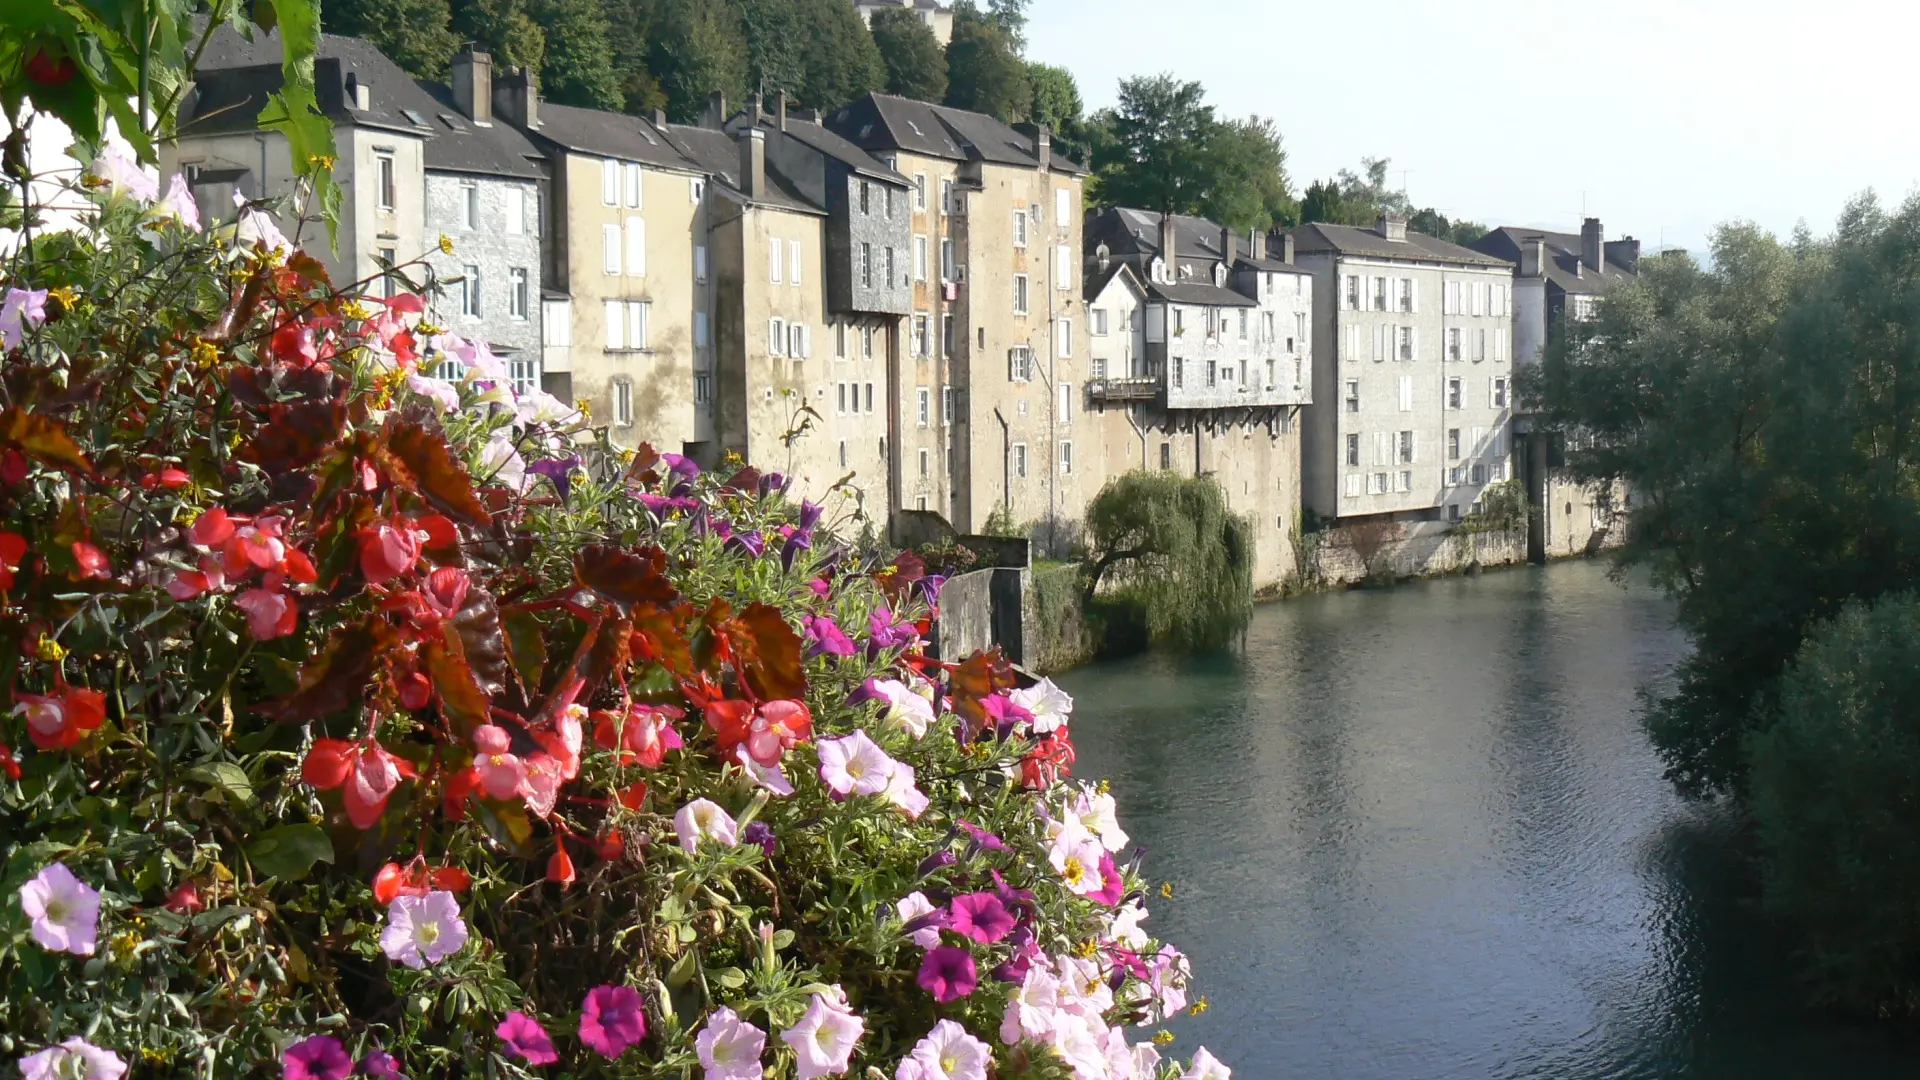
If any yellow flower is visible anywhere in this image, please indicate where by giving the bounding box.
[575,398,593,419]
[1160,881,1175,899]
[1153,1031,1175,1046]
[1190,996,1211,1016]
[1097,778,1111,796]
[724,449,745,466]
[308,154,337,171]
[34,635,67,662]
[47,286,78,308]
[341,299,371,321]
[1075,937,1099,959]
[190,338,219,369]
[438,234,455,255]
[617,447,637,464]
[110,931,141,964]
[417,321,443,336]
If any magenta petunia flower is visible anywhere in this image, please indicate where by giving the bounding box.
[948,892,1016,944]
[579,984,648,1059]
[1089,853,1127,907]
[916,945,978,1003]
[282,1035,352,1080]
[355,1049,403,1079]
[804,614,857,658]
[497,1011,559,1066]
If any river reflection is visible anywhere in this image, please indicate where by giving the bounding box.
[1060,561,1920,1080]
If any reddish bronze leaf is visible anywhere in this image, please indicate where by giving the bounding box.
[621,442,661,487]
[379,415,491,527]
[243,400,348,475]
[631,601,694,680]
[424,638,491,738]
[262,618,395,722]
[0,408,91,474]
[500,606,547,698]
[574,544,678,613]
[449,582,509,697]
[733,603,806,702]
[949,648,1017,738]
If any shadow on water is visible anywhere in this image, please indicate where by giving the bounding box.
[1060,561,1920,1080]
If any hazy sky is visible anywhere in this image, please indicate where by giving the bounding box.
[1028,0,1920,255]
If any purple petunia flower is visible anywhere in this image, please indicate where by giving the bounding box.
[283,1035,352,1080]
[957,819,1008,854]
[742,821,777,858]
[355,1049,403,1079]
[916,574,947,607]
[579,984,648,1059]
[726,529,766,558]
[867,607,919,653]
[916,946,978,1003]
[948,892,1016,944]
[918,849,958,877]
[527,457,580,501]
[804,614,857,658]
[497,1011,558,1066]
[992,924,1042,984]
[660,453,701,481]
[983,694,1035,741]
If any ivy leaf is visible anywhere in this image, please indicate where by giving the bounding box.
[500,607,547,697]
[0,408,91,474]
[733,603,805,702]
[449,582,509,697]
[184,762,255,807]
[424,639,491,737]
[247,823,334,881]
[574,544,678,613]
[380,415,491,527]
[261,618,393,722]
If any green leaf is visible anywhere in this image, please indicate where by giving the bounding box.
[184,762,255,807]
[246,823,334,881]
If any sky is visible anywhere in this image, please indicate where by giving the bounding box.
[1027,0,1920,255]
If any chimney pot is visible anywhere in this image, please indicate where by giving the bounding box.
[652,107,668,129]
[1581,217,1604,275]
[1519,236,1544,278]
[451,46,492,124]
[1280,231,1295,265]
[1378,213,1407,242]
[1220,225,1235,268]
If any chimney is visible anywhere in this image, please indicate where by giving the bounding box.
[652,107,668,130]
[774,90,788,132]
[1220,225,1235,268]
[1160,211,1178,270]
[747,92,763,124]
[451,45,492,124]
[1035,124,1051,172]
[492,67,537,128]
[1279,231,1295,265]
[1606,236,1641,274]
[1581,217,1603,274]
[706,91,728,130]
[1377,213,1407,242]
[738,126,765,200]
[1519,236,1544,278]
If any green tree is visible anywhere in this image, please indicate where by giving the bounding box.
[870,7,946,101]
[944,4,1031,121]
[1410,206,1488,247]
[1026,61,1084,154]
[985,0,1029,46]
[450,0,544,72]
[321,0,459,77]
[634,0,749,122]
[1087,74,1212,214]
[523,0,619,108]
[1197,115,1296,231]
[1083,471,1253,651]
[1529,196,1920,798]
[729,0,805,99]
[795,0,884,109]
[1748,593,1920,1015]
[1299,177,1369,226]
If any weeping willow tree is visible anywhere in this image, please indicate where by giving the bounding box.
[1082,471,1254,651]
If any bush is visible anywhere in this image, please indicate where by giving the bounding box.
[0,147,1227,1078]
[1748,593,1920,1015]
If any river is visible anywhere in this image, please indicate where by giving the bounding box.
[1060,560,1920,1080]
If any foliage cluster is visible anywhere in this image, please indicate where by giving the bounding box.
[1081,472,1251,652]
[0,136,1226,1079]
[1084,75,1296,234]
[1298,158,1486,247]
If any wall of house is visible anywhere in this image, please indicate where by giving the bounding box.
[1084,273,1144,381]
[1298,250,1343,519]
[1542,477,1628,559]
[422,172,542,362]
[893,151,963,532]
[1513,275,1548,366]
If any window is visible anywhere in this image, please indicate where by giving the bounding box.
[941,238,956,281]
[1369,472,1388,495]
[1346,474,1363,498]
[790,240,804,286]
[1447,377,1462,409]
[770,239,783,284]
[1059,440,1073,475]
[509,356,539,395]
[836,383,848,415]
[1373,276,1388,311]
[1346,433,1360,466]
[1056,319,1072,357]
[1491,461,1507,482]
[1448,428,1461,459]
[1345,275,1360,310]
[940,178,954,212]
[1206,361,1217,387]
[886,247,897,287]
[1398,375,1413,412]
[884,187,894,219]
[1297,312,1307,349]
[1009,347,1034,382]
[919,448,930,476]
[789,323,809,360]
[1056,188,1070,224]
[1237,310,1249,340]
[1448,503,1462,523]
[1344,379,1360,413]
[1398,278,1413,312]
[1092,308,1109,336]
[862,325,876,358]
[1013,443,1028,478]
[1471,463,1487,485]
[378,247,397,298]
[861,243,873,288]
[942,315,955,356]
[1013,210,1028,247]
[1399,430,1415,464]
[1398,326,1414,361]
[1450,465,1465,485]
[691,178,705,203]
[504,186,525,235]
[695,369,712,403]
[602,224,621,275]
[1475,327,1487,363]
[1160,443,1172,470]
[834,322,848,360]
[604,299,624,349]
[1056,244,1073,286]
[623,162,642,208]
[694,311,709,348]
[1492,377,1509,408]
[459,265,480,316]
[1057,382,1073,424]
[613,379,633,426]
[1173,359,1184,388]
[508,268,528,319]
[864,382,875,412]
[625,217,646,276]
[769,317,787,357]
[1399,470,1413,492]
[376,152,395,210]
[1013,275,1029,315]
[459,180,478,229]
[942,386,953,424]
[917,388,931,426]
[838,440,848,467]
[629,301,649,349]
[1447,327,1462,362]
[914,235,928,281]
[913,314,930,356]
[860,182,871,215]
[601,159,619,205]
[695,245,708,284]
[914,174,927,210]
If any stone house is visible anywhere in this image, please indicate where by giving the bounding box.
[1472,218,1639,560]
[851,0,955,45]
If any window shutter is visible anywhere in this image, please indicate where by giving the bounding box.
[1410,327,1419,361]
[602,224,621,274]
[624,163,641,208]
[602,159,618,205]
[634,302,649,349]
[604,300,624,349]
[1489,377,1497,408]
[1399,375,1412,411]
[770,241,782,283]
[695,245,708,282]
[1410,279,1419,313]
[770,318,783,356]
[1338,276,1348,311]
[790,240,804,285]
[1410,430,1419,463]
[802,325,813,358]
[504,187,524,235]
[625,217,646,276]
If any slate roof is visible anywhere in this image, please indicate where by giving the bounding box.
[1287,221,1513,268]
[738,114,908,184]
[1088,207,1302,275]
[825,93,1084,174]
[1472,226,1634,295]
[183,26,540,179]
[1082,258,1134,304]
[531,103,697,173]
[661,125,819,215]
[1145,279,1257,308]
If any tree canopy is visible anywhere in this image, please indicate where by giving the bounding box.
[1083,471,1253,651]
[1086,74,1295,232]
[521,0,619,109]
[944,4,1031,122]
[450,0,545,72]
[870,7,946,102]
[321,0,459,78]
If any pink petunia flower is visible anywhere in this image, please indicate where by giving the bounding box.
[882,760,930,819]
[497,1011,558,1066]
[695,1006,766,1080]
[281,1035,351,1080]
[736,746,795,796]
[151,173,202,232]
[1180,1047,1232,1079]
[579,984,648,1059]
[916,946,978,1004]
[780,987,864,1080]
[17,862,101,955]
[18,1037,127,1080]
[896,891,944,950]
[816,731,896,797]
[380,891,469,969]
[0,287,49,350]
[948,892,1016,944]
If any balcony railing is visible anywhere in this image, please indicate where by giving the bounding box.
[1086,377,1160,402]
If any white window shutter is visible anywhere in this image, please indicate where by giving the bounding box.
[770,318,782,356]
[1411,430,1420,463]
[1410,279,1419,313]
[802,324,813,358]
[602,159,618,204]
[625,217,646,276]
[602,224,621,275]
[1489,377,1497,407]
[770,241,782,283]
[790,240,804,285]
[604,300,623,349]
[1410,327,1419,361]
[634,302,649,349]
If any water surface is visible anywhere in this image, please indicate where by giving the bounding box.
[1061,561,1920,1079]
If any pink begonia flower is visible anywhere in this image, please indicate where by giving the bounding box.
[695,1006,766,1080]
[151,173,202,231]
[882,760,930,819]
[17,862,101,955]
[497,1011,559,1065]
[472,724,526,799]
[520,752,563,817]
[780,987,865,1080]
[407,374,460,413]
[579,984,648,1059]
[896,891,943,950]
[380,890,469,969]
[281,1034,351,1080]
[916,946,978,1004]
[674,798,739,852]
[18,1037,126,1080]
[870,678,935,738]
[896,1019,991,1080]
[88,139,158,201]
[1009,677,1072,734]
[736,746,795,796]
[1180,1047,1232,1080]
[235,584,297,639]
[0,286,49,351]
[816,731,896,797]
[998,963,1062,1046]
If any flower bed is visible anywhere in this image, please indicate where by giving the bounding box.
[0,146,1229,1080]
